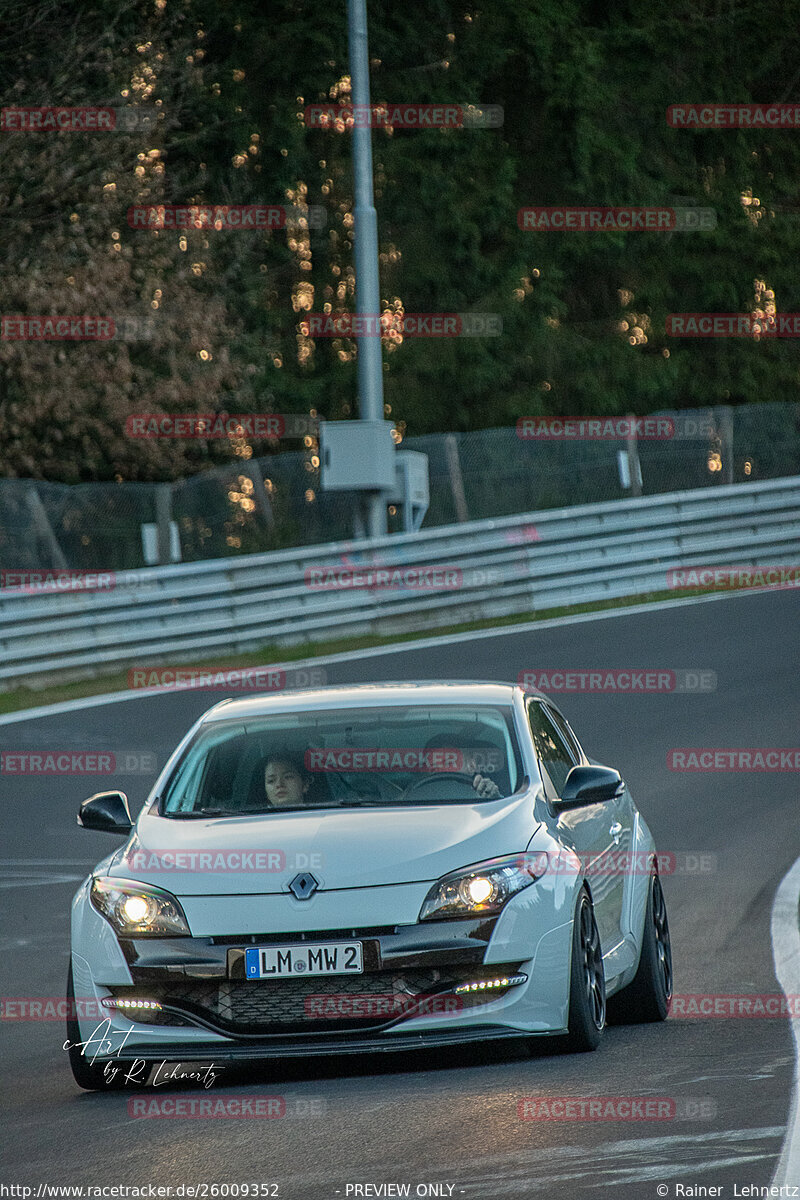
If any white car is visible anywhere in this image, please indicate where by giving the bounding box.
[66,682,672,1089]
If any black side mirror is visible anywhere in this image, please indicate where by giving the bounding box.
[554,765,625,810]
[78,790,133,835]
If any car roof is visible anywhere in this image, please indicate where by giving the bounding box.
[199,680,545,724]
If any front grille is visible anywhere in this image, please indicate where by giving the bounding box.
[109,962,522,1036]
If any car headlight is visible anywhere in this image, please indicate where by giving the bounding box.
[419,853,548,921]
[90,877,190,937]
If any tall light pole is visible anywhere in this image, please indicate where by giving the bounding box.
[347,0,388,538]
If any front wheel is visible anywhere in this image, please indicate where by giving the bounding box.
[564,888,606,1052]
[607,872,672,1024]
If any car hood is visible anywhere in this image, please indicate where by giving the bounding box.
[109,795,541,895]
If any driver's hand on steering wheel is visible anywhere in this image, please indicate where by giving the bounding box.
[472,773,501,799]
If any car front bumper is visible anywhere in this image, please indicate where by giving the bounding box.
[69,867,577,1063]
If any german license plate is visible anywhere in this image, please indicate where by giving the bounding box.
[244,941,364,979]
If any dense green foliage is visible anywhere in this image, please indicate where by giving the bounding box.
[2,0,800,481]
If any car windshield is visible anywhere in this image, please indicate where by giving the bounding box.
[161,704,523,815]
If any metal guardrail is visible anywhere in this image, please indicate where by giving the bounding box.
[1,476,799,687]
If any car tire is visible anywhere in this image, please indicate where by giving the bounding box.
[607,872,672,1024]
[65,964,127,1091]
[564,887,606,1052]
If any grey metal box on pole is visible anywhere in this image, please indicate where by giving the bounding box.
[388,450,430,532]
[319,420,397,491]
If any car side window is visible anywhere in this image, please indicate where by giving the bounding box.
[527,700,579,799]
[543,704,583,763]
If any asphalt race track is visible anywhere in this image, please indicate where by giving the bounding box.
[2,587,799,1200]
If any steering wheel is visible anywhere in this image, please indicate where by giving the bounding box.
[399,772,480,802]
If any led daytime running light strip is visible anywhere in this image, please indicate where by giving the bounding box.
[453,973,527,994]
[101,998,163,1011]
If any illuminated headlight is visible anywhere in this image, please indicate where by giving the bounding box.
[463,876,495,906]
[419,853,547,921]
[90,877,190,937]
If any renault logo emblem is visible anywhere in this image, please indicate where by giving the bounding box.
[289,872,319,900]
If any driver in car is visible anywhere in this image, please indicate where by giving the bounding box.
[263,754,313,808]
[424,733,504,800]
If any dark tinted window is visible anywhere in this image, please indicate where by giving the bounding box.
[543,704,583,761]
[527,701,578,798]
[162,705,523,814]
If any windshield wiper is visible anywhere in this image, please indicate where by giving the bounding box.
[336,799,389,807]
[165,807,226,819]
